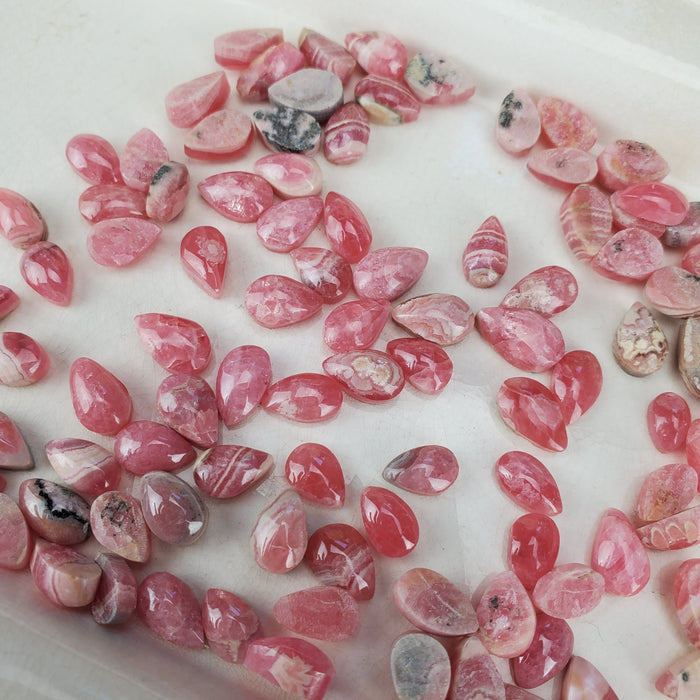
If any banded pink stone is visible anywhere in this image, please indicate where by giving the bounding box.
[323,349,405,403]
[217,345,271,427]
[202,588,261,663]
[665,201,700,248]
[508,513,560,590]
[637,505,700,550]
[682,243,700,276]
[675,559,700,647]
[500,265,578,317]
[324,191,372,263]
[164,70,230,128]
[198,171,274,223]
[657,650,700,699]
[648,392,691,453]
[538,96,597,150]
[527,147,598,189]
[392,293,475,346]
[256,196,323,253]
[87,217,161,266]
[91,552,137,625]
[612,302,668,376]
[559,184,612,262]
[562,656,619,700]
[114,420,196,475]
[184,109,253,161]
[65,133,121,185]
[245,275,323,328]
[532,563,605,618]
[323,298,391,352]
[495,451,562,515]
[496,89,541,157]
[615,181,689,226]
[180,225,227,298]
[0,493,32,570]
[354,246,428,301]
[404,52,475,105]
[355,75,421,125]
[449,636,506,700]
[254,153,322,199]
[90,491,151,563]
[550,350,603,424]
[193,444,273,499]
[323,103,370,165]
[214,28,283,68]
[680,318,700,399]
[0,332,50,387]
[285,443,345,508]
[383,444,459,495]
[636,463,698,522]
[236,42,306,101]
[360,486,419,558]
[463,216,508,288]
[119,127,169,192]
[591,227,664,282]
[345,31,407,79]
[78,183,147,223]
[20,241,73,306]
[386,338,453,395]
[645,266,700,318]
[299,30,356,84]
[391,631,451,700]
[145,161,189,223]
[261,373,343,423]
[597,139,669,191]
[0,188,47,248]
[0,285,20,319]
[0,412,33,470]
[290,247,353,303]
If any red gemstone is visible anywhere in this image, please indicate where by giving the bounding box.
[391,293,475,346]
[217,345,271,427]
[180,225,227,298]
[614,181,689,226]
[323,349,405,403]
[386,338,453,395]
[193,444,273,499]
[509,513,560,589]
[65,133,121,184]
[360,485,419,558]
[323,191,372,263]
[0,286,20,320]
[550,350,603,424]
[495,451,562,515]
[214,28,283,68]
[0,332,50,387]
[500,265,578,317]
[353,247,429,301]
[202,587,261,663]
[636,463,698,522]
[256,196,323,253]
[78,183,147,223]
[532,563,605,618]
[114,420,196,475]
[323,299,391,353]
[164,70,230,128]
[0,187,47,249]
[562,656,619,700]
[382,444,459,495]
[245,275,323,329]
[87,217,161,267]
[610,190,666,236]
[647,392,691,453]
[537,96,597,150]
[119,127,169,193]
[290,247,353,303]
[261,373,343,423]
[285,443,345,508]
[20,241,73,306]
[198,171,274,222]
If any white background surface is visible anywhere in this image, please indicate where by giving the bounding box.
[2,1,700,698]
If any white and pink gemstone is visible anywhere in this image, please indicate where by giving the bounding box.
[87,217,161,267]
[597,139,669,191]
[323,103,370,165]
[0,331,50,387]
[323,299,391,353]
[254,153,323,198]
[290,247,354,303]
[562,656,619,700]
[647,392,691,453]
[261,373,344,423]
[591,227,664,282]
[496,89,541,156]
[20,241,73,306]
[78,183,147,223]
[527,147,598,189]
[0,493,32,570]
[236,42,306,101]
[449,636,506,699]
[559,184,613,262]
[404,51,475,105]
[538,96,597,150]
[146,161,189,223]
[194,444,274,499]
[463,216,508,288]
[613,301,668,377]
[500,265,578,317]
[256,196,323,253]
[382,444,458,495]
[645,266,700,318]
[198,171,274,222]
[65,134,121,185]
[674,558,700,647]
[91,552,137,625]
[0,286,20,320]
[637,505,700,550]
[386,338,453,395]
[245,275,323,328]
[184,109,253,161]
[615,181,689,226]
[344,30,407,79]
[90,491,151,563]
[119,127,169,192]
[0,187,47,248]
[354,246,428,301]
[656,650,700,699]
[214,28,283,68]
[355,75,421,125]
[180,225,227,298]
[164,71,230,128]
[299,29,356,84]
[636,463,697,522]
[495,451,562,516]
[532,563,605,618]
[323,349,405,403]
[0,412,33,470]
[202,588,261,663]
[391,631,451,700]
[392,293,474,346]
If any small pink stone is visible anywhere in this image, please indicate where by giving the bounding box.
[391,631,451,700]
[656,650,700,699]
[637,505,700,550]
[386,338,453,395]
[291,247,353,303]
[251,490,307,574]
[449,636,506,700]
[87,217,162,267]
[495,451,562,516]
[324,191,373,263]
[0,331,50,387]
[146,161,189,223]
[285,443,345,508]
[180,225,227,298]
[610,190,667,237]
[462,216,508,288]
[236,42,306,101]
[137,571,205,649]
[344,30,407,79]
[214,28,283,68]
[261,373,344,423]
[537,96,597,150]
[273,585,359,642]
[590,227,664,282]
[256,196,323,253]
[383,444,458,495]
[65,134,121,185]
[245,275,323,329]
[597,139,670,191]
[645,266,700,318]
[476,570,536,658]
[254,153,322,199]
[0,188,47,249]
[613,301,668,376]
[559,184,613,262]
[508,513,560,590]
[476,307,565,373]
[323,298,391,353]
[193,444,273,499]
[354,246,429,301]
[78,183,147,223]
[665,201,700,248]
[360,485,419,558]
[647,392,691,453]
[674,559,700,647]
[198,171,274,222]
[393,567,478,636]
[91,552,138,625]
[404,52,475,105]
[20,241,73,306]
[90,491,151,563]
[688,420,700,472]
[500,265,578,317]
[0,412,33,470]
[323,103,371,165]
[305,523,375,600]
[119,127,169,192]
[392,293,475,346]
[532,563,605,618]
[134,312,211,375]
[496,89,541,156]
[203,589,261,664]
[323,349,405,403]
[636,463,698,522]
[527,147,598,189]
[0,493,32,569]
[562,656,619,700]
[615,181,689,226]
[550,350,603,424]
[45,438,120,497]
[165,71,230,128]
[184,109,253,161]
[299,30,357,85]
[69,357,132,436]
[354,74,421,125]
[682,242,700,277]
[0,285,20,320]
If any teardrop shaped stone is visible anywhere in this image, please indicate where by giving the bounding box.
[597,139,669,192]
[636,463,697,522]
[462,216,508,288]
[194,444,273,499]
[214,28,283,68]
[0,493,32,570]
[0,286,20,320]
[386,338,453,395]
[0,332,50,387]
[450,636,506,699]
[391,293,475,346]
[559,184,612,262]
[360,486,419,558]
[237,42,306,101]
[679,317,700,398]
[496,88,541,156]
[324,191,372,263]
[532,563,605,618]
[198,171,274,222]
[87,217,162,266]
[645,266,700,317]
[256,196,323,252]
[91,552,138,625]
[261,373,344,423]
[550,350,603,424]
[299,30,356,84]
[184,109,253,161]
[217,345,271,428]
[323,349,405,403]
[245,275,323,328]
[345,30,407,79]
[591,227,664,282]
[615,181,689,226]
[20,241,73,306]
[90,491,151,563]
[78,183,147,223]
[323,103,370,165]
[165,70,230,128]
[65,133,122,184]
[382,445,459,495]
[538,96,597,150]
[180,225,227,298]
[495,451,562,515]
[254,154,323,199]
[114,420,196,475]
[613,301,668,376]
[120,127,169,192]
[390,632,451,700]
[0,187,47,248]
[202,587,261,663]
[285,443,345,508]
[323,299,391,353]
[290,247,353,303]
[500,265,578,317]
[508,513,559,590]
[562,656,619,700]
[647,392,691,453]
[353,246,429,301]
[674,558,700,647]
[0,412,33,470]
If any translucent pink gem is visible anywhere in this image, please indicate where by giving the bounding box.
[477,570,536,658]
[597,139,669,191]
[392,293,475,346]
[45,438,120,497]
[245,275,323,329]
[90,491,151,563]
[386,338,453,395]
[184,109,253,161]
[273,585,359,642]
[256,196,323,253]
[509,513,559,590]
[323,349,405,403]
[615,181,689,226]
[0,493,32,569]
[355,75,421,125]
[665,201,700,248]
[537,96,597,150]
[0,285,20,320]
[383,444,458,495]
[285,443,345,508]
[193,444,273,499]
[87,217,162,267]
[244,636,335,700]
[146,161,189,223]
[532,563,605,618]
[675,559,700,647]
[591,227,664,282]
[323,298,391,353]
[202,588,261,663]
[360,485,419,557]
[562,656,619,700]
[645,266,700,318]
[449,636,506,700]
[137,571,205,648]
[496,89,541,156]
[354,246,428,301]
[165,70,230,128]
[344,30,407,79]
[236,42,306,101]
[500,265,578,317]
[305,523,375,600]
[477,307,565,372]
[214,28,283,68]
[591,508,650,596]
[647,392,691,453]
[198,171,274,222]
[0,412,33,469]
[65,133,121,184]
[299,30,356,84]
[114,420,196,476]
[91,552,138,625]
[550,350,603,424]
[323,103,370,165]
[254,153,323,199]
[559,184,613,262]
[69,357,132,435]
[463,216,508,288]
[682,242,700,276]
[156,373,218,448]
[495,451,562,515]
[637,505,700,550]
[391,632,451,700]
[613,301,668,376]
[20,241,73,306]
[251,490,307,574]
[393,567,478,636]
[261,373,343,423]
[180,225,227,298]
[636,463,698,522]
[527,147,598,189]
[324,191,372,263]
[290,247,353,302]
[404,51,475,105]
[119,127,169,192]
[0,188,47,248]
[78,183,147,223]
[610,189,666,237]
[0,331,50,387]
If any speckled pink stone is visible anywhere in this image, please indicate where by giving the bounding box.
[87,217,162,267]
[184,109,253,161]
[496,89,541,156]
[202,587,261,663]
[323,299,391,352]
[495,451,562,516]
[597,139,669,192]
[290,247,354,303]
[344,31,407,79]
[354,247,428,301]
[500,265,578,317]
[120,127,169,192]
[20,241,73,306]
[532,563,605,618]
[645,266,700,318]
[591,227,664,282]
[636,463,697,522]
[91,552,138,625]
[538,96,597,150]
[145,161,189,223]
[0,493,32,569]
[90,491,151,563]
[165,71,230,128]
[392,293,475,346]
[245,275,323,328]
[198,171,274,222]
[256,196,323,253]
[78,184,147,223]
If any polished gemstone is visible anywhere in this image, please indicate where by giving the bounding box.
[537,96,597,150]
[647,392,691,453]
[184,109,253,161]
[449,636,506,700]
[323,103,370,165]
[137,571,205,648]
[90,491,151,562]
[597,139,669,191]
[0,286,20,320]
[500,265,578,317]
[559,184,613,262]
[119,127,169,192]
[256,196,323,253]
[391,631,451,700]
[527,147,598,188]
[0,332,49,387]
[665,201,700,248]
[637,505,700,550]
[254,153,323,198]
[323,299,391,352]
[251,490,307,574]
[216,345,271,427]
[285,443,345,508]
[146,161,189,222]
[682,242,700,276]
[532,563,605,618]
[496,89,541,156]
[612,302,668,376]
[198,171,274,222]
[323,349,405,403]
[355,75,421,125]
[114,420,196,475]
[180,225,227,298]
[405,51,475,105]
[591,227,664,282]
[495,451,562,515]
[0,412,33,469]
[680,318,700,399]
[645,266,700,318]
[508,513,559,589]
[91,551,138,625]
[20,241,73,306]
[689,420,700,471]
[299,30,356,84]
[354,246,428,300]
[550,350,603,424]
[392,567,478,636]
[268,68,344,123]
[193,444,273,499]
[78,183,147,223]
[324,191,372,263]
[463,216,508,288]
[675,559,700,647]
[562,656,619,700]
[290,247,353,303]
[0,493,32,570]
[253,106,322,154]
[386,338,453,395]
[360,485,419,558]
[610,190,666,237]
[0,187,47,248]
[202,588,261,663]
[261,373,344,423]
[345,30,407,79]
[236,42,306,101]
[87,216,161,266]
[636,463,697,522]
[615,181,689,226]
[383,444,458,495]
[245,275,323,328]
[214,28,283,67]
[165,70,230,128]
[65,133,121,184]
[391,293,475,346]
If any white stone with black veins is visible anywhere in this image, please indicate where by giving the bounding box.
[268,68,343,122]
[252,106,322,155]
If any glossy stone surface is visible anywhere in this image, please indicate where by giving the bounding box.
[216,345,271,427]
[637,505,700,550]
[290,247,353,303]
[254,153,323,199]
[538,96,597,150]
[20,241,73,306]
[323,102,370,165]
[550,350,603,424]
[180,225,227,298]
[137,571,205,648]
[198,171,274,222]
[463,216,508,288]
[65,133,121,184]
[194,444,273,499]
[527,147,598,188]
[323,349,405,403]
[612,301,668,376]
[91,552,138,625]
[615,181,689,226]
[236,42,306,101]
[156,373,218,448]
[509,513,559,590]
[500,265,578,317]
[253,106,322,155]
[562,656,619,700]
[645,266,700,318]
[355,74,421,125]
[682,243,700,277]
[495,451,562,515]
[30,539,101,608]
[251,490,307,574]
[0,412,33,470]
[285,443,345,508]
[214,28,283,67]
[0,332,49,387]
[114,420,196,476]
[0,493,32,569]
[497,377,568,451]
[261,373,344,423]
[245,274,323,328]
[323,299,391,352]
[449,636,506,700]
[256,196,323,253]
[324,191,372,263]
[688,420,700,471]
[360,486,419,558]
[532,563,605,618]
[268,68,344,123]
[165,70,230,128]
[597,139,669,191]
[591,227,664,282]
[386,338,453,395]
[87,216,162,266]
[391,631,451,700]
[665,201,700,248]
[512,613,573,689]
[0,285,20,320]
[299,29,356,84]
[647,392,691,453]
[202,587,261,663]
[680,317,700,399]
[383,445,458,495]
[354,246,428,301]
[675,558,700,647]
[90,491,151,562]
[393,567,478,636]
[636,463,697,522]
[610,190,667,237]
[305,523,375,600]
[405,51,475,105]
[0,187,47,248]
[559,184,613,262]
[392,293,475,346]
[345,30,407,78]
[78,183,147,223]
[184,109,253,161]
[120,127,169,192]
[69,357,132,435]
[496,88,541,156]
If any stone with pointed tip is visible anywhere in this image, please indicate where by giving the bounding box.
[495,89,540,156]
[636,463,697,522]
[246,275,323,329]
[299,29,356,84]
[612,301,668,376]
[323,349,405,403]
[656,649,700,698]
[202,588,261,663]
[0,286,20,319]
[323,299,391,352]
[538,96,597,150]
[449,636,506,700]
[500,265,578,317]
[637,505,700,550]
[65,134,122,184]
[495,451,562,515]
[87,217,161,266]
[290,247,353,302]
[194,444,273,499]
[360,486,419,558]
[261,373,344,423]
[597,139,669,191]
[0,332,50,387]
[562,656,619,700]
[354,247,428,301]
[615,181,689,226]
[165,71,230,128]
[386,338,453,395]
[532,563,605,618]
[0,412,33,470]
[392,293,474,346]
[509,513,559,590]
[551,350,603,424]
[383,445,458,495]
[184,109,253,161]
[214,28,283,68]
[645,266,700,318]
[674,558,700,647]
[78,183,147,223]
[20,241,73,306]
[355,75,421,125]
[180,225,227,298]
[0,493,32,570]
[680,318,700,399]
[90,491,151,563]
[146,161,189,223]
[647,392,691,453]
[405,51,475,105]
[559,184,612,262]
[236,42,306,101]
[256,196,323,253]
[254,153,323,199]
[0,188,47,248]
[323,103,370,165]
[45,438,120,497]
[198,171,274,222]
[285,443,345,508]
[527,147,598,189]
[324,191,372,263]
[91,552,137,625]
[119,127,169,192]
[345,31,407,79]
